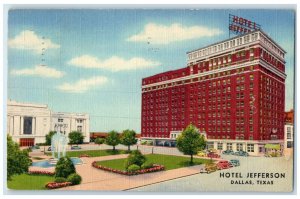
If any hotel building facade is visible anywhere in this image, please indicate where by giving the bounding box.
[7,100,90,146]
[141,30,286,156]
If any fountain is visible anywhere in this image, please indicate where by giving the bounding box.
[49,131,68,165]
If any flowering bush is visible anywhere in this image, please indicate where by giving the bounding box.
[45,182,72,189]
[28,170,55,176]
[79,154,90,158]
[92,161,164,176]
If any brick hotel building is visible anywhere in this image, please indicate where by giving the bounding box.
[141,30,286,156]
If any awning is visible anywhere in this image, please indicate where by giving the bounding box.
[264,144,281,150]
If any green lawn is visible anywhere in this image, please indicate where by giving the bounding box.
[7,174,54,190]
[96,154,211,171]
[47,149,128,157]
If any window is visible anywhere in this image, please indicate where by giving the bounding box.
[207,142,214,150]
[287,141,293,148]
[23,117,33,135]
[250,74,254,81]
[227,143,233,150]
[287,132,291,139]
[77,126,83,132]
[58,118,64,122]
[247,144,254,152]
[236,143,243,151]
[217,143,223,150]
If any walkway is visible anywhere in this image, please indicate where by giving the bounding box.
[59,154,203,191]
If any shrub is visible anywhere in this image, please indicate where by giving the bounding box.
[55,177,67,183]
[141,162,153,169]
[126,150,146,168]
[127,164,140,172]
[55,157,76,178]
[67,173,82,185]
[46,182,71,189]
[28,170,55,176]
[69,131,84,145]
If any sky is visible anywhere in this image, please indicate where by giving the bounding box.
[7,9,295,133]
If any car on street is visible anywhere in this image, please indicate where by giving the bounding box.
[217,160,233,170]
[234,150,249,157]
[222,149,234,155]
[229,159,240,167]
[207,152,220,158]
[71,145,82,150]
[197,150,207,157]
[202,163,218,174]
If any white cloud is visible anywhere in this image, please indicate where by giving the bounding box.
[127,23,223,44]
[57,76,108,93]
[68,55,161,72]
[10,65,64,78]
[8,30,60,53]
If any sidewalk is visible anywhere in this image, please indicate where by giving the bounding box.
[59,154,203,191]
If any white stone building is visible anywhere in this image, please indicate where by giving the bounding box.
[284,123,294,149]
[7,100,90,146]
[51,112,90,143]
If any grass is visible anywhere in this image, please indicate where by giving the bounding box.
[46,149,129,157]
[7,174,54,190]
[96,154,211,171]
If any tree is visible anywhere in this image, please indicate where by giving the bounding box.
[120,129,137,151]
[45,131,57,145]
[68,131,84,146]
[7,135,32,180]
[95,137,105,146]
[55,157,76,178]
[105,130,120,151]
[176,124,206,164]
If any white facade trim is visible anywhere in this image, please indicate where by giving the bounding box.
[142,60,286,92]
[187,30,285,64]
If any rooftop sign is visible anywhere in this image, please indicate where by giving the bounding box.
[229,14,261,36]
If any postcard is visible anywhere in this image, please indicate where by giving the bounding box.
[5,7,295,193]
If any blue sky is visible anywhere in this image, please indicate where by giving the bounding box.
[7,9,295,133]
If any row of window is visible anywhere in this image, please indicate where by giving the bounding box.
[142,65,257,93]
[188,33,259,60]
[215,143,255,152]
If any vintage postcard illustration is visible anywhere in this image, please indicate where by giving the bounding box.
[5,7,295,192]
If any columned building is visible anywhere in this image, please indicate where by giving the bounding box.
[141,30,286,156]
[7,100,90,146]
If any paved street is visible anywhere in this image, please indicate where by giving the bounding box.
[129,155,294,192]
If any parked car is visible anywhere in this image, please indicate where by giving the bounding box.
[71,145,82,150]
[234,150,249,157]
[197,150,207,157]
[229,159,240,167]
[222,149,234,155]
[202,163,218,174]
[207,152,220,158]
[217,160,233,170]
